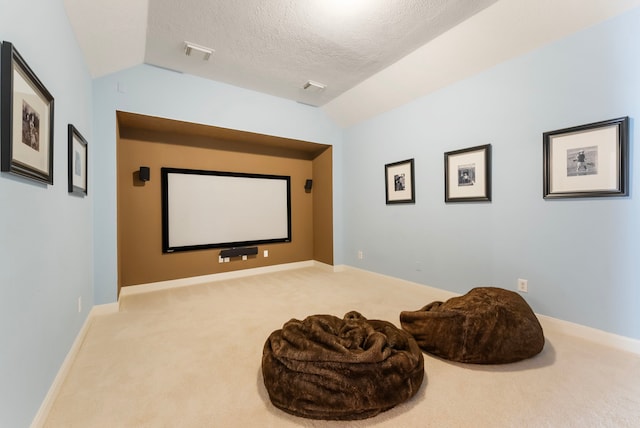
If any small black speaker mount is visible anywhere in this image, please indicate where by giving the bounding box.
[139,166,150,182]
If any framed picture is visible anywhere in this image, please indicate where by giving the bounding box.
[0,41,54,184]
[385,158,415,204]
[68,124,88,196]
[543,117,629,199]
[444,144,491,202]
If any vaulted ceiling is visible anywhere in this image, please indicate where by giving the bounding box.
[63,0,639,126]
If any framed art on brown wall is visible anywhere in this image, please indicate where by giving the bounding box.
[0,41,54,184]
[444,144,491,202]
[68,124,88,196]
[543,117,629,199]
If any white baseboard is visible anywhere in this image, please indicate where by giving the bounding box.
[120,260,316,297]
[330,263,348,273]
[313,260,342,272]
[340,265,459,300]
[30,302,118,427]
[342,265,640,356]
[90,302,120,316]
[538,314,640,355]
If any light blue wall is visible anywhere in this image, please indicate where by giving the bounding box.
[0,0,93,426]
[92,64,344,304]
[2,2,638,425]
[342,8,640,339]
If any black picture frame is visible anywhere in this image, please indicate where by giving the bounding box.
[444,144,491,202]
[385,158,415,204]
[68,124,88,196]
[543,117,629,199]
[0,41,54,184]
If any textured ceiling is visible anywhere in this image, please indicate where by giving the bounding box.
[64,0,498,106]
[63,0,640,126]
[143,0,498,107]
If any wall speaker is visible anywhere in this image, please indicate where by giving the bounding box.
[304,179,313,192]
[139,166,150,182]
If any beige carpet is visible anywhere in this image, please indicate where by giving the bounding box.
[44,266,640,427]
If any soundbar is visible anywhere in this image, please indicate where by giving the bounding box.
[219,247,259,258]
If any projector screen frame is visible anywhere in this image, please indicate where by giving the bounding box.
[161,167,292,253]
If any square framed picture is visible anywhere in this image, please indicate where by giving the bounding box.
[543,117,629,199]
[385,158,415,204]
[444,144,491,202]
[68,124,88,196]
[0,41,54,184]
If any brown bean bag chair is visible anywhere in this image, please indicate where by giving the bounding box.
[400,287,544,364]
[261,311,424,420]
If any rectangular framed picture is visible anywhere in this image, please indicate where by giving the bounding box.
[68,124,88,196]
[385,158,415,204]
[0,41,54,184]
[444,144,491,202]
[543,117,629,199]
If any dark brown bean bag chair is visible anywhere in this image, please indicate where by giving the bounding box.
[400,287,544,364]
[262,311,424,420]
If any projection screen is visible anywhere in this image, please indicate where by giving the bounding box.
[161,167,291,253]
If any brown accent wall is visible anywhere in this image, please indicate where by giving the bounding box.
[312,147,333,265]
[116,112,333,293]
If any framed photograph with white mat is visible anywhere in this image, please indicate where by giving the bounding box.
[543,117,629,199]
[0,41,54,184]
[385,158,415,204]
[444,144,491,202]
[68,124,88,196]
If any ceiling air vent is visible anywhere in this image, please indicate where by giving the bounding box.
[184,41,214,61]
[303,80,326,92]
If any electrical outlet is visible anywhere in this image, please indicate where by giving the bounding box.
[518,278,528,293]
[263,250,269,258]
[357,250,363,260]
[78,297,82,313]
